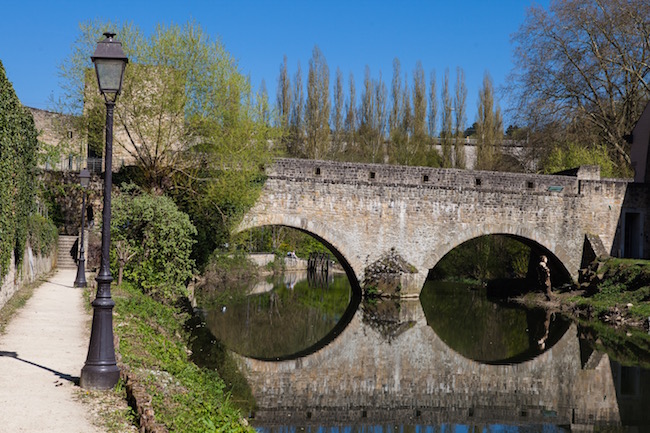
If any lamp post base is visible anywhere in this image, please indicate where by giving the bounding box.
[80,363,120,389]
[74,258,87,288]
[80,288,120,390]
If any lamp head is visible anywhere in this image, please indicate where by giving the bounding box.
[79,168,91,188]
[91,32,128,100]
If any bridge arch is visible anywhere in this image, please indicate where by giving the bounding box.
[236,218,361,296]
[422,225,575,284]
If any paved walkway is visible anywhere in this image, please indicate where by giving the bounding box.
[0,268,105,432]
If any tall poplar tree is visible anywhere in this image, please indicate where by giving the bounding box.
[412,62,427,142]
[476,72,503,170]
[344,72,358,159]
[276,55,291,130]
[389,58,406,163]
[256,79,270,126]
[331,67,345,159]
[374,73,388,163]
[305,45,330,159]
[288,62,304,156]
[440,69,453,168]
[428,70,438,138]
[359,67,386,162]
[454,67,467,168]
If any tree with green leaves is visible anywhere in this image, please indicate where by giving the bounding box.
[358,67,383,163]
[276,55,292,131]
[60,20,278,266]
[388,59,406,164]
[375,73,388,162]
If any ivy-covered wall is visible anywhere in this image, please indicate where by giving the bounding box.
[0,60,38,279]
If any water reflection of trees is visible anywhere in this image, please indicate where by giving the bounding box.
[431,235,530,283]
[420,280,569,363]
[202,274,351,359]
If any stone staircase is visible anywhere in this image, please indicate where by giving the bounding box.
[57,235,78,269]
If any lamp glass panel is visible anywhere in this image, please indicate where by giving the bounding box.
[94,59,124,93]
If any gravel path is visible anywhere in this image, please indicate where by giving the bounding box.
[0,268,105,432]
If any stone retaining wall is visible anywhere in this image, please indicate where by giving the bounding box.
[0,242,56,310]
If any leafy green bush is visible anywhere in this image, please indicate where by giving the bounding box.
[110,186,197,302]
[542,142,618,178]
[26,214,58,256]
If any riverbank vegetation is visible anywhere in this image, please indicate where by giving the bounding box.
[111,281,254,432]
[103,183,254,431]
[516,257,650,367]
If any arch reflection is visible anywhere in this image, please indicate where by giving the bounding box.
[203,272,360,361]
[420,280,570,364]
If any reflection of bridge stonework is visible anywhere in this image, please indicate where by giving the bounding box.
[240,158,649,296]
[239,301,641,427]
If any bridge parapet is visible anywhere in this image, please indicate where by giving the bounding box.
[267,158,611,197]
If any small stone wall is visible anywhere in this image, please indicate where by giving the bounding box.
[0,243,56,311]
[248,253,276,267]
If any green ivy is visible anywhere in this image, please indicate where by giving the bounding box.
[26,214,58,256]
[0,61,38,278]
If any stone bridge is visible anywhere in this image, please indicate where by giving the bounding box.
[238,300,649,427]
[239,158,649,297]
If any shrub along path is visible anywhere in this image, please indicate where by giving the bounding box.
[0,268,106,432]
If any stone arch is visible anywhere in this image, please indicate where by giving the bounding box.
[236,215,362,294]
[422,224,575,282]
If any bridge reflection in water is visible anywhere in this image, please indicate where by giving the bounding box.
[202,275,649,430]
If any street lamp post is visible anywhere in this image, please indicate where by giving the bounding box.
[73,168,91,288]
[80,32,128,390]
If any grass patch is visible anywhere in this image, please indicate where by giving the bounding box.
[571,258,650,322]
[112,281,254,432]
[76,382,138,433]
[514,258,650,367]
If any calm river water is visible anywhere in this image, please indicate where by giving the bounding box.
[199,272,650,432]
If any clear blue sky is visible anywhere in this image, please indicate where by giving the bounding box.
[1,0,549,127]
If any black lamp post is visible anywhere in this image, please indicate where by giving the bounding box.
[73,168,91,288]
[80,32,128,390]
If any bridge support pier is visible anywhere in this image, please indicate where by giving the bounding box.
[398,272,427,298]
